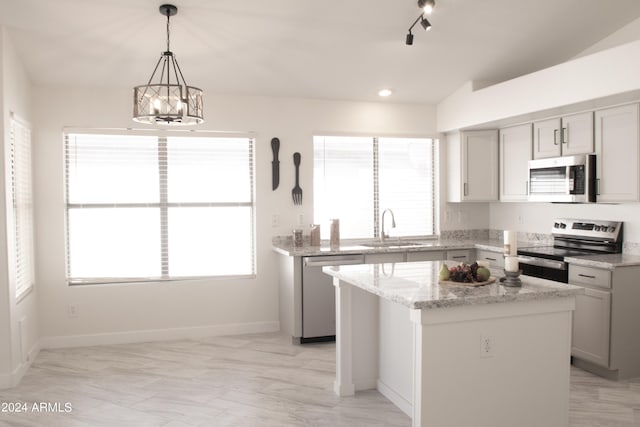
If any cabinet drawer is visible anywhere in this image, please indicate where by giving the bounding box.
[406,250,446,262]
[364,252,405,264]
[569,265,611,289]
[446,249,472,263]
[475,249,504,268]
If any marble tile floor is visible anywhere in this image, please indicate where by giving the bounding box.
[0,332,637,427]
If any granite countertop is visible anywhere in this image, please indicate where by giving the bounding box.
[272,238,509,257]
[564,253,640,269]
[322,260,584,310]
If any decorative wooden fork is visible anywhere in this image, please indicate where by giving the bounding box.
[292,152,302,205]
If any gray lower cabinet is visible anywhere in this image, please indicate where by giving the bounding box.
[405,250,446,262]
[569,265,612,368]
[364,252,405,264]
[568,263,640,380]
[475,249,504,268]
[446,249,472,263]
[572,286,611,367]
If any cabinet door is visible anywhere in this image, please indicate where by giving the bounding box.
[561,112,594,156]
[595,104,640,202]
[500,124,532,201]
[462,130,498,201]
[571,287,611,367]
[533,118,561,159]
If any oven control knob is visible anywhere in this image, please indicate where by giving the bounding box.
[594,225,601,231]
[554,222,560,229]
[601,225,608,232]
[608,226,616,233]
[560,223,566,229]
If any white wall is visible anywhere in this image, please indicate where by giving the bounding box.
[33,86,440,345]
[437,40,640,132]
[490,202,640,247]
[0,28,38,388]
[575,16,640,58]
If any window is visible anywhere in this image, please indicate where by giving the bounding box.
[313,136,436,239]
[9,113,35,300]
[65,132,255,284]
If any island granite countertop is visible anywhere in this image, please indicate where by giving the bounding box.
[323,260,583,310]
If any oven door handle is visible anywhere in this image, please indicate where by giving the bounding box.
[517,255,567,270]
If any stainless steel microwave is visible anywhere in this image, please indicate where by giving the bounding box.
[528,154,596,203]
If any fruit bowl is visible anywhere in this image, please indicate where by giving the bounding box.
[438,261,494,286]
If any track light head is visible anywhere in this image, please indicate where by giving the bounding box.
[418,0,435,14]
[420,16,432,31]
[406,32,414,45]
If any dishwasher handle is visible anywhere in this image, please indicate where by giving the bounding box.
[303,255,365,267]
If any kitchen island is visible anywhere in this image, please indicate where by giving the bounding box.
[323,260,584,427]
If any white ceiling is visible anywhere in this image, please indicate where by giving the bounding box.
[2,0,640,105]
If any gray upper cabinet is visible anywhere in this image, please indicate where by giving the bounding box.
[595,104,640,202]
[533,117,561,158]
[533,112,594,159]
[447,130,499,202]
[499,123,532,202]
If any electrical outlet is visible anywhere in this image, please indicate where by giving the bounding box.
[480,334,494,358]
[68,304,79,318]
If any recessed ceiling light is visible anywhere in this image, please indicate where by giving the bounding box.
[378,89,393,97]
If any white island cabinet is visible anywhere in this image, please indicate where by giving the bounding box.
[324,261,583,427]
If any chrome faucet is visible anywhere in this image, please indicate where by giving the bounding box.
[380,209,396,242]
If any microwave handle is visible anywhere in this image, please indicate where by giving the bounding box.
[596,178,600,195]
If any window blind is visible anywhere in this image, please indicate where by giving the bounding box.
[65,132,255,284]
[10,114,35,300]
[313,135,436,239]
[313,136,374,239]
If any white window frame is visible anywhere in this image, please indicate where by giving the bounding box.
[63,129,256,285]
[8,112,35,301]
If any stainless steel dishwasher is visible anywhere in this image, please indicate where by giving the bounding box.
[301,254,364,343]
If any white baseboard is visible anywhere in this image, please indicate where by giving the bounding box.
[377,379,412,417]
[40,321,280,349]
[0,341,41,390]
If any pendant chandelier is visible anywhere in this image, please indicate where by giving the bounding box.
[133,4,203,125]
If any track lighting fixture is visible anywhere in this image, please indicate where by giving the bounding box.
[405,0,435,45]
[420,16,432,31]
[406,31,414,45]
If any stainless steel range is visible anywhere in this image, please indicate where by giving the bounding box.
[517,218,623,283]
